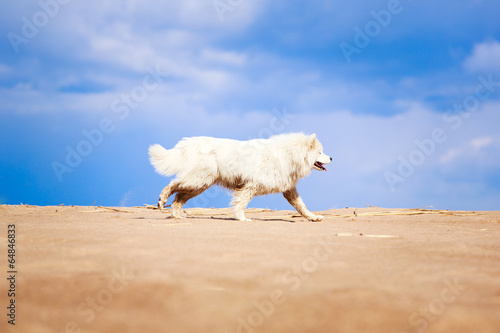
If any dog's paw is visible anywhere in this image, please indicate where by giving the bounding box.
[235,215,252,222]
[157,200,165,210]
[308,214,324,222]
[235,212,252,221]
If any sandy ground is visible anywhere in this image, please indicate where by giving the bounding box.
[1,205,499,333]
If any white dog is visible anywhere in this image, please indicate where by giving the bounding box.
[149,133,331,221]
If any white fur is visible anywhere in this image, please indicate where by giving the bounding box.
[149,133,331,221]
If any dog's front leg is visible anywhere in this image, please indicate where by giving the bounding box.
[283,188,323,221]
[231,186,255,221]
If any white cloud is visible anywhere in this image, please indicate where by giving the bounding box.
[470,136,493,150]
[200,48,247,66]
[0,64,10,74]
[439,148,462,165]
[464,40,500,73]
[440,136,496,165]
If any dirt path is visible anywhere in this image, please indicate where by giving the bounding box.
[1,205,499,333]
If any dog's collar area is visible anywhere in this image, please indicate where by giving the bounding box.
[313,161,327,171]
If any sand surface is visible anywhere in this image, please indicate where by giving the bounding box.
[1,205,500,333]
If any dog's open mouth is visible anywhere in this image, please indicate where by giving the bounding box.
[313,161,327,171]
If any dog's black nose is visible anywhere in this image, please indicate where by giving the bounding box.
[330,157,333,161]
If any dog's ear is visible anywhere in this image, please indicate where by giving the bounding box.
[308,133,318,149]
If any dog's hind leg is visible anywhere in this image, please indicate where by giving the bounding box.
[231,185,255,221]
[171,187,208,219]
[157,181,181,211]
[283,187,323,222]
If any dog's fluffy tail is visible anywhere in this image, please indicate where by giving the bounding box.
[148,144,182,176]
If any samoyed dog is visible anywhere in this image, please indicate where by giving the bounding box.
[149,133,331,221]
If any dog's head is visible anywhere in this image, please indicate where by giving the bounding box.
[308,134,332,172]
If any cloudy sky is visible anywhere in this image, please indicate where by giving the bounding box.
[1,0,499,211]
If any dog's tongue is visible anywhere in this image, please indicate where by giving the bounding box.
[315,162,327,171]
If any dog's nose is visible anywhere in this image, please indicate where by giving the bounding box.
[330,157,333,161]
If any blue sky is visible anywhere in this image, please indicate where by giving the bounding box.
[1,0,499,211]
